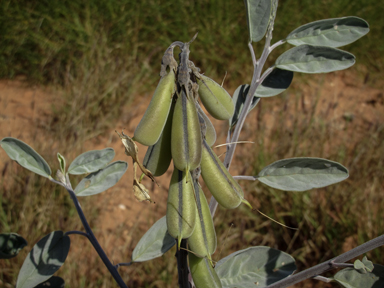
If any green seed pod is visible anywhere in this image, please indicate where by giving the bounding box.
[171,90,202,173]
[188,181,217,261]
[143,100,174,177]
[197,75,235,120]
[195,102,216,147]
[189,253,222,288]
[134,70,175,146]
[166,168,196,247]
[200,140,251,209]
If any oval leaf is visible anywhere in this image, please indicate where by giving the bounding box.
[334,264,384,288]
[275,45,355,73]
[229,84,260,128]
[244,0,272,43]
[132,216,175,262]
[74,161,128,196]
[34,276,65,288]
[215,246,296,288]
[68,148,115,175]
[256,157,349,191]
[286,16,369,48]
[16,231,70,288]
[0,137,51,178]
[255,68,294,97]
[0,233,28,259]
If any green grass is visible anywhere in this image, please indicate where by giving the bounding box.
[0,0,383,139]
[1,0,383,287]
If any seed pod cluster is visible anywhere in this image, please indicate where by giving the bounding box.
[133,38,251,270]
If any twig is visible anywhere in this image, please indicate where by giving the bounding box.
[115,262,133,269]
[312,275,333,283]
[64,231,89,238]
[232,175,256,181]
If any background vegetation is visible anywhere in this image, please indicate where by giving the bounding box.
[0,0,383,287]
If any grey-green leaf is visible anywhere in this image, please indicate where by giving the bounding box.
[74,161,128,196]
[286,17,369,48]
[132,216,175,262]
[16,231,70,288]
[256,68,294,97]
[0,137,51,178]
[244,0,272,43]
[256,157,349,191]
[0,233,28,259]
[57,153,66,174]
[215,246,296,288]
[362,256,374,272]
[229,69,293,128]
[68,148,115,175]
[229,84,260,128]
[34,276,65,288]
[275,45,355,73]
[334,264,384,288]
[354,256,374,273]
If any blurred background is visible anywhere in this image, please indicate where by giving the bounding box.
[0,0,383,287]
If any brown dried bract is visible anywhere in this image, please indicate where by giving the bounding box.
[115,130,158,186]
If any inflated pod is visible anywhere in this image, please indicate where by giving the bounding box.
[134,70,175,146]
[197,74,235,120]
[142,100,174,177]
[188,181,217,261]
[195,102,216,147]
[200,140,251,209]
[171,90,202,173]
[166,168,196,247]
[189,253,222,288]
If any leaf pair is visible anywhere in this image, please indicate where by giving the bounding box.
[0,137,128,197]
[277,16,369,73]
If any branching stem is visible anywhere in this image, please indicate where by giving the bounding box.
[209,9,276,216]
[50,178,128,288]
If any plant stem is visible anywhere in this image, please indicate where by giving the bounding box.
[233,175,257,181]
[50,178,128,288]
[64,231,89,237]
[176,239,191,288]
[209,12,276,216]
[265,234,384,288]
